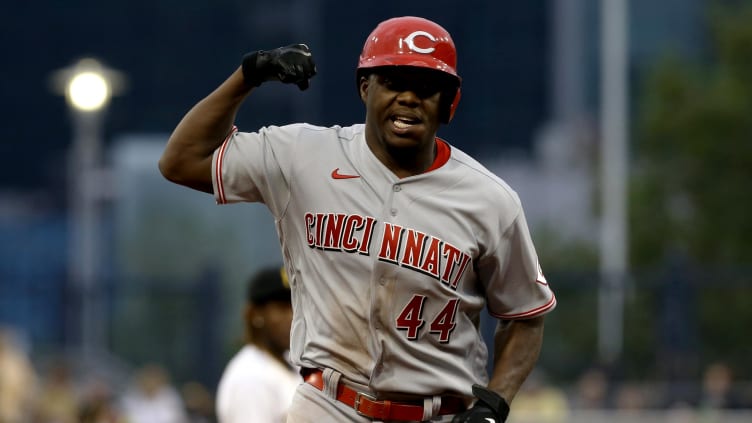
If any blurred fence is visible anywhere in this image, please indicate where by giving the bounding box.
[108,273,227,390]
[540,265,752,384]
[4,266,752,405]
[2,212,752,408]
[509,410,752,423]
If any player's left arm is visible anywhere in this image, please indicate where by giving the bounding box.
[453,205,550,422]
[486,208,547,401]
[451,315,544,423]
[488,315,545,401]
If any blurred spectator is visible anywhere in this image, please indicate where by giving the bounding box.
[698,361,744,410]
[215,265,299,423]
[613,382,648,410]
[78,377,126,423]
[665,401,697,423]
[181,381,215,423]
[79,397,125,423]
[33,359,78,423]
[120,363,188,423]
[570,367,609,409]
[0,326,38,423]
[510,368,569,422]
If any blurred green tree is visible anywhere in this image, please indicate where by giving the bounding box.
[630,1,752,379]
[632,1,752,267]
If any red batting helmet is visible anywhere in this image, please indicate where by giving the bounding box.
[357,16,462,123]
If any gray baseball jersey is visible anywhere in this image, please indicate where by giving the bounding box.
[212,123,556,397]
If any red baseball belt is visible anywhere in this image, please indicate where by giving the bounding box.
[302,368,466,421]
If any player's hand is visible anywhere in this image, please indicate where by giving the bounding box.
[242,43,317,90]
[451,385,510,423]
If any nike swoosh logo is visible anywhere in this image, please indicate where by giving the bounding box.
[485,419,496,423]
[331,168,360,179]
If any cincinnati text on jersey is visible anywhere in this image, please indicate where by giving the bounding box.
[304,212,471,289]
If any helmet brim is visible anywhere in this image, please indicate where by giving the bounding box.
[358,54,459,79]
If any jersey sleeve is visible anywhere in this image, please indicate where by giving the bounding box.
[211,125,297,218]
[481,207,556,320]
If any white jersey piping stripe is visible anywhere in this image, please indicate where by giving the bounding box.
[215,141,225,204]
[215,126,238,204]
[489,294,557,319]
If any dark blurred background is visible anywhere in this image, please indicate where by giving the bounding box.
[1,0,751,422]
[0,0,552,191]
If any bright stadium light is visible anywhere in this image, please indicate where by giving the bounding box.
[67,69,110,111]
[52,57,125,114]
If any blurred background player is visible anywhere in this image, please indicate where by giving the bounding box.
[215,265,299,423]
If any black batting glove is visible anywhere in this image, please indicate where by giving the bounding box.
[241,43,317,90]
[451,384,510,423]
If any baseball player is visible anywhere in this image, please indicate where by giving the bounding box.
[160,16,556,423]
[216,266,300,423]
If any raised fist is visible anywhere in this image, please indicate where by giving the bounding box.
[242,43,317,90]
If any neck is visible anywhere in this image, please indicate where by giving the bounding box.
[253,342,289,367]
[247,330,286,362]
[368,139,437,179]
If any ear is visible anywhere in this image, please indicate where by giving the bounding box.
[358,76,369,102]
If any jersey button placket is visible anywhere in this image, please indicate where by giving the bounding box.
[390,184,401,216]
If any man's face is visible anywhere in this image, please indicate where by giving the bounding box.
[360,67,451,151]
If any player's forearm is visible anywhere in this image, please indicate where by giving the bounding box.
[159,67,252,192]
[487,315,545,402]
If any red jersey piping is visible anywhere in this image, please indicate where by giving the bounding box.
[215,126,238,204]
[425,138,451,173]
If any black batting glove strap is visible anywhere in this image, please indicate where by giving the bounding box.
[241,43,317,90]
[451,384,510,423]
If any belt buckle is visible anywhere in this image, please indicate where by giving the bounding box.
[353,391,378,418]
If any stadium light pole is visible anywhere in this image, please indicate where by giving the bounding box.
[599,0,629,365]
[51,58,124,358]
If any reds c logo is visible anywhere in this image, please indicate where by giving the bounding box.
[400,30,436,54]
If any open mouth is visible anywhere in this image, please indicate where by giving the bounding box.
[391,115,421,129]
